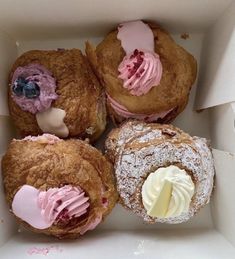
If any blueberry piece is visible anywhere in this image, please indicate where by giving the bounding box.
[12,82,23,96]
[23,81,40,99]
[17,77,28,85]
[12,77,28,96]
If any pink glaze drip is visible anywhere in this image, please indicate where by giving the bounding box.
[11,64,58,114]
[118,49,162,96]
[23,134,61,144]
[12,185,90,229]
[117,20,162,96]
[107,94,173,122]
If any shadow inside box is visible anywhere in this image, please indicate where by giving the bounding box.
[94,119,114,152]
[3,228,234,259]
[15,227,114,244]
[15,227,214,244]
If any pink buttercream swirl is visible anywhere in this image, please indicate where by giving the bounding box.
[107,94,172,122]
[11,64,58,114]
[38,185,90,226]
[118,49,162,96]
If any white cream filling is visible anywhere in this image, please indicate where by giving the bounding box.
[142,165,195,218]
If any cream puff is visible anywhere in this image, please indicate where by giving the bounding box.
[86,20,197,124]
[9,49,106,141]
[105,121,214,223]
[2,134,118,238]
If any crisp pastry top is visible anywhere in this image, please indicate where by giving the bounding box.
[86,20,197,121]
[105,121,215,224]
[2,134,118,238]
[9,49,106,140]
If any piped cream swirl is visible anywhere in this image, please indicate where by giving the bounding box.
[12,185,90,229]
[142,165,195,218]
[38,185,90,225]
[118,49,162,96]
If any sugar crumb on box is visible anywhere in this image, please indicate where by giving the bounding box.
[181,33,190,40]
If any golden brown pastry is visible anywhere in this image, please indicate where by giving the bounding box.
[86,20,197,124]
[9,49,106,141]
[105,120,214,224]
[2,134,118,239]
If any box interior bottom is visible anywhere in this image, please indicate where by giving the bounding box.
[0,30,235,256]
[0,229,234,259]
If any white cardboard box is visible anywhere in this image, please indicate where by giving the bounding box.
[0,0,235,258]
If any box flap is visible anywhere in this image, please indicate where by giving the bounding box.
[210,102,235,153]
[211,149,235,246]
[195,2,235,110]
[0,31,17,116]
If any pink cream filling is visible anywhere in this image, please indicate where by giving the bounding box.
[79,214,102,235]
[107,94,173,122]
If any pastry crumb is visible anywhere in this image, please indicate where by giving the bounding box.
[181,33,189,40]
[84,138,90,143]
[86,127,95,135]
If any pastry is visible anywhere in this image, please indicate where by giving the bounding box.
[9,49,106,141]
[105,120,214,224]
[2,134,118,238]
[86,20,197,123]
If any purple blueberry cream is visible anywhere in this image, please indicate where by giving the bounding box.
[11,64,58,114]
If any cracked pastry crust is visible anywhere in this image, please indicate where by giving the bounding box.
[105,120,215,224]
[2,136,118,238]
[8,49,106,141]
[86,22,197,123]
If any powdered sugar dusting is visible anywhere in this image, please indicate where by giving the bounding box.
[117,123,151,147]
[106,123,152,159]
[136,130,162,143]
[107,121,215,224]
